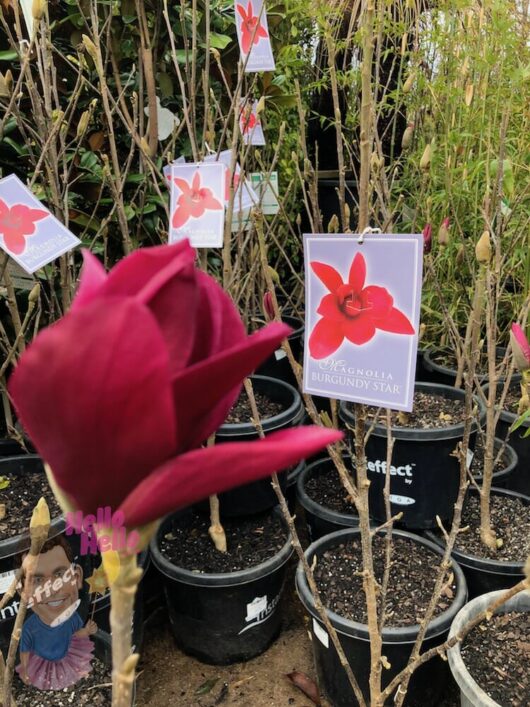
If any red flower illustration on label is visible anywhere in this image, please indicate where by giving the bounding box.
[309,253,415,359]
[240,106,257,135]
[237,2,269,55]
[0,199,49,255]
[225,168,240,201]
[172,171,223,229]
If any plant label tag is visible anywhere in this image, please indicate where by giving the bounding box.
[169,163,225,248]
[303,234,423,411]
[250,171,279,214]
[274,347,287,361]
[163,155,186,181]
[235,0,275,73]
[0,174,81,274]
[466,449,474,470]
[246,595,268,621]
[240,100,266,145]
[203,149,258,213]
[231,208,252,232]
[312,618,329,648]
[0,570,15,595]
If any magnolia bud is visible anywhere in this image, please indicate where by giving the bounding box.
[400,33,408,56]
[437,217,450,246]
[76,110,90,139]
[419,144,432,171]
[327,214,339,233]
[402,72,415,94]
[370,151,384,173]
[401,123,414,150]
[30,497,50,535]
[256,96,266,115]
[422,223,432,254]
[262,292,275,321]
[465,83,474,106]
[32,0,46,20]
[419,323,426,341]
[456,244,465,265]
[475,230,491,264]
[510,324,530,372]
[296,213,302,227]
[29,283,41,303]
[82,35,99,63]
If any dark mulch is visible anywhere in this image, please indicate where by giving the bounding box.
[461,611,530,706]
[503,386,525,417]
[304,467,357,515]
[453,494,530,562]
[313,536,456,626]
[225,390,284,424]
[13,655,111,706]
[0,472,61,540]
[363,391,466,429]
[160,509,288,573]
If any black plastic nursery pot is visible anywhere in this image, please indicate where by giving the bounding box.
[0,455,148,654]
[202,375,304,517]
[286,460,305,513]
[422,346,519,387]
[317,177,358,229]
[468,437,517,489]
[483,381,530,496]
[296,528,468,707]
[339,383,486,530]
[256,314,304,388]
[426,487,529,599]
[296,457,358,542]
[150,508,294,665]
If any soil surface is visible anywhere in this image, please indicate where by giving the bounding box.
[363,391,466,429]
[453,493,530,561]
[470,437,508,477]
[430,348,509,377]
[313,536,457,626]
[225,390,284,424]
[0,472,61,540]
[159,510,288,573]
[461,611,530,706]
[304,467,357,515]
[13,655,111,706]
[503,386,527,417]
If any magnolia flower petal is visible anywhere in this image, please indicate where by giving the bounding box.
[311,262,343,293]
[376,307,415,335]
[309,317,344,359]
[9,298,177,515]
[342,315,376,345]
[119,427,343,527]
[348,253,366,292]
[510,323,530,371]
[73,250,108,309]
[173,322,292,449]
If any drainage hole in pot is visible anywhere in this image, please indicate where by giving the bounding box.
[0,472,61,540]
[361,391,466,429]
[461,611,530,706]
[451,495,530,562]
[225,390,284,424]
[160,510,287,573]
[314,536,456,626]
[13,651,111,706]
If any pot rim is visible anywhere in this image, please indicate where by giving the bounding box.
[339,382,486,441]
[150,506,294,588]
[296,527,467,643]
[296,456,358,525]
[447,589,530,707]
[423,346,520,384]
[482,380,530,427]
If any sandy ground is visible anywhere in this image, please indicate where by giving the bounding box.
[136,565,330,707]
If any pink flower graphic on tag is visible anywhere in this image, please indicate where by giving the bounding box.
[0,199,49,255]
[237,2,269,55]
[240,105,258,134]
[225,168,241,201]
[172,171,223,229]
[309,253,415,359]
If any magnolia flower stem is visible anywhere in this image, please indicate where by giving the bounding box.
[110,552,142,707]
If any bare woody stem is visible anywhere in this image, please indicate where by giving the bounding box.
[109,551,142,707]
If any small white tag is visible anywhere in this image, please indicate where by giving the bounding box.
[0,570,16,595]
[466,449,474,470]
[246,595,267,622]
[274,348,287,361]
[312,618,329,648]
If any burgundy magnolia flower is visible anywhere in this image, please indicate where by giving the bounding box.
[172,171,223,229]
[237,2,269,55]
[309,253,415,360]
[0,199,48,255]
[422,223,432,254]
[262,291,274,321]
[9,242,341,528]
[510,323,530,372]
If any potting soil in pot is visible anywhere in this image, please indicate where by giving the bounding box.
[469,439,508,476]
[364,391,466,430]
[160,509,287,573]
[225,390,283,424]
[305,467,356,515]
[313,535,457,624]
[12,655,111,706]
[460,611,530,706]
[0,472,61,539]
[454,495,530,562]
[429,349,507,378]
